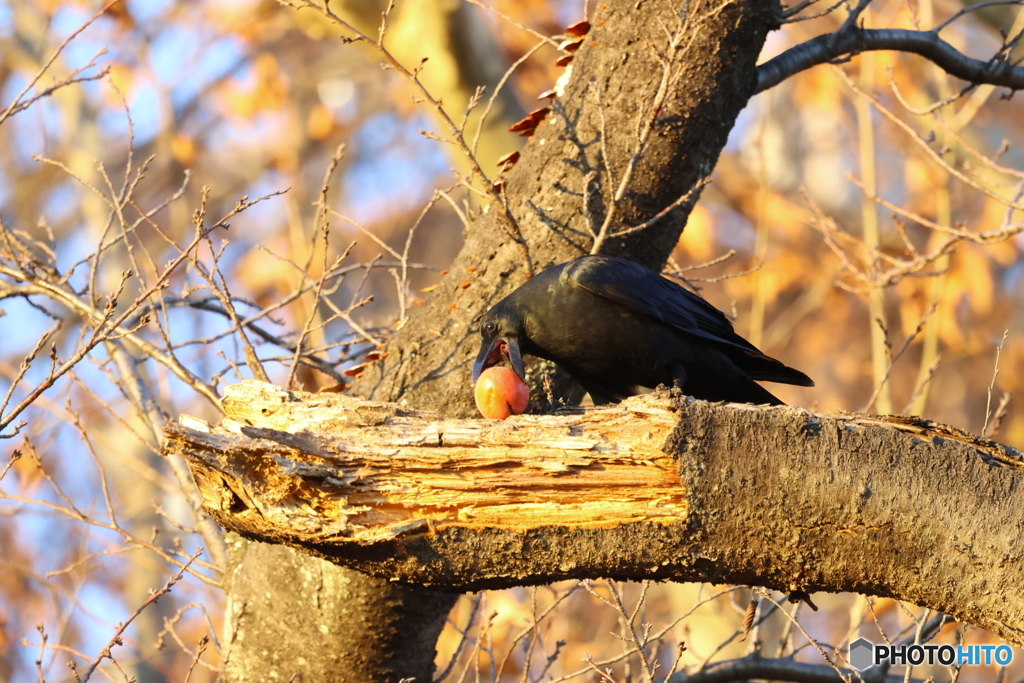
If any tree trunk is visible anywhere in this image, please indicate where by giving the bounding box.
[166,381,1024,648]
[219,540,455,682]
[213,0,781,679]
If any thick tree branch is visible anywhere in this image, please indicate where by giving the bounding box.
[757,27,1024,93]
[163,381,1024,647]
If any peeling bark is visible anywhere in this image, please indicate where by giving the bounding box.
[165,381,1024,647]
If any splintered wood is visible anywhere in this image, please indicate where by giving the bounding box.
[165,381,686,544]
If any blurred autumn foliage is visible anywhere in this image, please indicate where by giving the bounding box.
[1,0,1023,681]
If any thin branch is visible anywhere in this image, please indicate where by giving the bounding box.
[782,0,847,23]
[0,464,220,586]
[105,339,229,571]
[492,584,582,681]
[471,39,547,155]
[0,0,121,126]
[983,331,1010,437]
[79,549,202,682]
[757,27,1024,94]
[579,580,655,683]
[903,354,941,415]
[432,594,483,683]
[0,320,60,417]
[934,0,1024,33]
[464,0,560,48]
[548,586,744,682]
[282,0,531,269]
[607,177,712,240]
[667,653,925,683]
[196,237,272,384]
[886,66,977,116]
[590,16,694,253]
[861,304,937,414]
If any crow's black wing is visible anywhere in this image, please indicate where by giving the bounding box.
[561,255,759,352]
[562,255,814,387]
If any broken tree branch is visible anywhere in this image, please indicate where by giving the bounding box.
[163,380,1024,647]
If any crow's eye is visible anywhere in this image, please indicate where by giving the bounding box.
[483,321,497,335]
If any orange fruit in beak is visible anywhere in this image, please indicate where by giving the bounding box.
[474,367,530,419]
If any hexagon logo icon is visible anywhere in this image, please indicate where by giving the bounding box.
[849,638,874,671]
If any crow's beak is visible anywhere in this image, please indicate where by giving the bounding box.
[472,335,526,383]
[506,337,525,382]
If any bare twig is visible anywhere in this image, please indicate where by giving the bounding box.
[549,585,743,682]
[0,0,121,126]
[433,594,483,683]
[464,0,560,47]
[282,0,531,269]
[934,1,1024,33]
[983,330,1010,436]
[0,190,285,428]
[861,304,937,414]
[590,17,695,253]
[471,39,547,154]
[79,549,203,682]
[182,636,210,683]
[288,143,347,389]
[0,463,220,586]
[579,580,655,683]
[903,354,942,415]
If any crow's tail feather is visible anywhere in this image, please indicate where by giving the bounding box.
[733,349,814,387]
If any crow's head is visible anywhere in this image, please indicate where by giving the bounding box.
[472,303,526,383]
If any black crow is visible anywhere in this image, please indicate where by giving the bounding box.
[472,255,813,405]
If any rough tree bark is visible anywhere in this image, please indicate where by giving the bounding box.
[219,540,454,682]
[166,381,1024,647]
[211,1,784,680]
